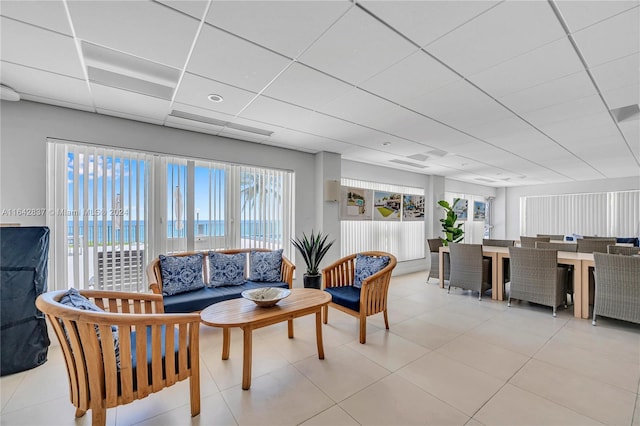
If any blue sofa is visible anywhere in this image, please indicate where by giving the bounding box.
[147,249,295,313]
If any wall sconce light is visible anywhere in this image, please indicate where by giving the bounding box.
[324,180,340,202]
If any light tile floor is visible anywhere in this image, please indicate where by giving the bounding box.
[2,271,639,426]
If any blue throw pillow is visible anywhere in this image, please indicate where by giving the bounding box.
[208,252,246,287]
[159,253,205,296]
[353,254,391,289]
[249,250,283,282]
[59,288,120,368]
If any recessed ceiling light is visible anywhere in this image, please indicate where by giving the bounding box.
[382,142,391,146]
[208,94,224,103]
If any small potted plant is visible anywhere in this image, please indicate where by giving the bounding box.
[291,230,335,289]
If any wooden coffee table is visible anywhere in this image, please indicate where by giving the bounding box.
[200,288,332,390]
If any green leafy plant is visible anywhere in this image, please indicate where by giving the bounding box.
[291,230,335,276]
[438,200,464,246]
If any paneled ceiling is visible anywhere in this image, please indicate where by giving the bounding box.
[1,0,638,187]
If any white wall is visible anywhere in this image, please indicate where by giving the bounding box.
[504,176,640,239]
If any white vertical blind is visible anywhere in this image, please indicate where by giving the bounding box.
[521,191,640,237]
[341,178,424,261]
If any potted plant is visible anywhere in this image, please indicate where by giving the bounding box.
[438,200,464,245]
[291,230,335,289]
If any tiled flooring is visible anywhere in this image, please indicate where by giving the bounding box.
[2,271,639,425]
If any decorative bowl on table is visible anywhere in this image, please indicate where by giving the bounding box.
[241,287,291,307]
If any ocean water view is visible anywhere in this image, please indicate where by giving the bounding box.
[67,220,282,244]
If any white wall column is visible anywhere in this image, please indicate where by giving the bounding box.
[314,151,341,266]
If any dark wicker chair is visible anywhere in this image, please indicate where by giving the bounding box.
[520,236,550,248]
[482,239,515,247]
[592,253,640,325]
[447,243,492,300]
[607,245,640,255]
[537,234,564,241]
[508,247,567,317]
[577,238,617,253]
[535,241,577,252]
[427,238,449,281]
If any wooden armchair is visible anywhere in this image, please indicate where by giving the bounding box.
[322,251,397,344]
[36,289,201,426]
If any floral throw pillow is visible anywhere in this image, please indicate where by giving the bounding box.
[59,288,120,368]
[159,253,205,296]
[353,254,391,289]
[249,249,283,282]
[208,252,246,287]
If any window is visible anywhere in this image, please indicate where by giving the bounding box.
[340,178,424,262]
[48,140,294,291]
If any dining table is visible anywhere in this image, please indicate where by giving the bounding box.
[439,245,594,319]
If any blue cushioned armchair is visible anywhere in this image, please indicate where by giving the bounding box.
[322,251,397,344]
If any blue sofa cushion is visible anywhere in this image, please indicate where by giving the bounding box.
[162,281,289,313]
[325,286,361,312]
[353,254,390,288]
[249,250,283,282]
[159,253,204,296]
[59,288,120,368]
[208,252,246,287]
[617,237,640,247]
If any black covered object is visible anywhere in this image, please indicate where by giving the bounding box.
[1,226,51,375]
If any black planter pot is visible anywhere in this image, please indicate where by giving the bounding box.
[303,274,322,289]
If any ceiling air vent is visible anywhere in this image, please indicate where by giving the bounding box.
[389,159,427,169]
[610,104,640,123]
[170,110,273,137]
[427,149,448,157]
[475,177,495,183]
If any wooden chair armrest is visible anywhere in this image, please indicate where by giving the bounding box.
[281,256,295,288]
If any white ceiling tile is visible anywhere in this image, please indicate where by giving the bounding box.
[590,53,639,93]
[95,108,165,126]
[262,63,353,110]
[426,1,566,75]
[521,94,608,126]
[156,1,209,20]
[359,50,461,104]
[317,88,414,130]
[205,1,352,59]
[238,96,314,128]
[572,6,640,68]
[601,84,640,109]
[271,128,356,154]
[469,37,584,98]
[555,0,639,33]
[539,112,621,145]
[283,112,387,143]
[0,62,93,107]
[298,6,417,85]
[499,71,596,113]
[405,79,513,130]
[0,17,84,78]
[361,0,499,47]
[619,120,640,158]
[174,72,257,116]
[67,0,200,68]
[0,0,72,35]
[188,25,292,92]
[91,83,171,121]
[465,116,538,141]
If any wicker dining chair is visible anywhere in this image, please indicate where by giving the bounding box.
[536,234,564,241]
[322,251,397,344]
[36,289,201,426]
[607,245,640,256]
[535,241,577,252]
[508,247,567,317]
[520,236,550,248]
[447,243,492,300]
[592,253,640,325]
[482,239,515,247]
[577,238,617,253]
[427,238,449,281]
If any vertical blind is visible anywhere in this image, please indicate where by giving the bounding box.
[48,140,294,291]
[521,190,640,237]
[341,178,424,261]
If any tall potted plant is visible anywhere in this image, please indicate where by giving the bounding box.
[438,200,464,245]
[291,230,335,289]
